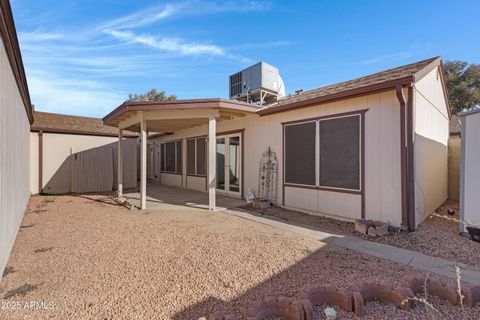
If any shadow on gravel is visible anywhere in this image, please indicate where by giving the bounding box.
[34,247,54,254]
[2,266,16,278]
[73,195,123,208]
[3,283,43,299]
[20,224,35,229]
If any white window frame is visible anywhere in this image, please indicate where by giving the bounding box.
[186,137,207,177]
[160,139,182,174]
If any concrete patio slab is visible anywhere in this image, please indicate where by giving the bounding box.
[124,183,246,211]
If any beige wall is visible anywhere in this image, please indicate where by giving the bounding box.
[151,90,404,226]
[30,132,137,194]
[448,136,461,202]
[414,67,449,225]
[460,111,480,232]
[0,39,31,275]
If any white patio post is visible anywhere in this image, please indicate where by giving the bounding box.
[208,115,216,210]
[117,128,123,197]
[140,119,147,210]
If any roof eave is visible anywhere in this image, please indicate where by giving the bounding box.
[257,76,415,116]
[102,99,260,125]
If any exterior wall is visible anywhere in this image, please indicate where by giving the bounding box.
[460,111,480,232]
[448,136,461,202]
[414,67,449,225]
[0,39,31,275]
[150,90,404,226]
[186,176,207,192]
[30,132,137,194]
[159,173,182,187]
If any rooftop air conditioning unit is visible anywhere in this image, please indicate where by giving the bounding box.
[229,61,285,105]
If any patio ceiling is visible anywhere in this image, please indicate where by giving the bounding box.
[103,98,260,132]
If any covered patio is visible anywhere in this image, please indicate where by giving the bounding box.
[124,183,245,211]
[102,98,259,210]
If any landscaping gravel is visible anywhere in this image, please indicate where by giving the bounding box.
[247,200,480,270]
[0,195,478,319]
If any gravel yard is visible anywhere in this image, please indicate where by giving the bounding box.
[1,195,479,319]
[247,200,480,270]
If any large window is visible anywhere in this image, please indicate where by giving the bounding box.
[284,114,361,191]
[187,137,207,176]
[284,122,316,185]
[160,140,182,174]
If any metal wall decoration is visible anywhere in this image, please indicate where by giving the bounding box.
[258,147,278,203]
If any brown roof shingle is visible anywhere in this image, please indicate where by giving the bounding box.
[31,112,137,137]
[258,56,442,115]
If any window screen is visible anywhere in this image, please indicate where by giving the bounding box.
[176,141,182,173]
[187,139,196,175]
[319,116,360,190]
[165,142,176,172]
[284,122,316,185]
[160,144,166,172]
[196,138,206,176]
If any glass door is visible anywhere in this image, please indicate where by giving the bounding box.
[216,133,242,197]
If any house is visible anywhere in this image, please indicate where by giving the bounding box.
[30,111,138,195]
[459,108,480,233]
[103,56,451,231]
[0,1,34,275]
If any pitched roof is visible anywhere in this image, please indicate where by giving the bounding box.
[31,111,137,137]
[258,56,445,115]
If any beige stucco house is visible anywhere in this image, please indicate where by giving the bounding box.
[103,57,450,231]
[459,108,480,233]
[0,1,34,276]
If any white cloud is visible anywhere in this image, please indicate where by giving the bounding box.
[27,70,125,116]
[361,52,413,65]
[99,1,271,30]
[105,29,226,57]
[99,4,182,30]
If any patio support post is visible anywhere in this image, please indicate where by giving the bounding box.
[118,128,123,197]
[208,115,216,210]
[140,119,147,210]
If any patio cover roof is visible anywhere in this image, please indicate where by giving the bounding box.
[103,98,260,132]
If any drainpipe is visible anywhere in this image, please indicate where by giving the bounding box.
[38,130,43,194]
[396,85,409,230]
[406,86,416,231]
[395,84,416,231]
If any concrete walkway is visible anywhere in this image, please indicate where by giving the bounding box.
[225,208,480,285]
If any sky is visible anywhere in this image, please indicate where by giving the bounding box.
[11,0,480,118]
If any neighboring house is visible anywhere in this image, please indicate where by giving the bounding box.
[0,1,34,276]
[459,108,480,232]
[103,56,451,231]
[30,112,138,194]
[448,116,462,201]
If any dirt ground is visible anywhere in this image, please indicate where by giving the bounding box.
[247,200,480,270]
[1,195,479,319]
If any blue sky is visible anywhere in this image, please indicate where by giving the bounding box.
[11,0,480,118]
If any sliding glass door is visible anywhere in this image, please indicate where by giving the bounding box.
[216,133,242,197]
